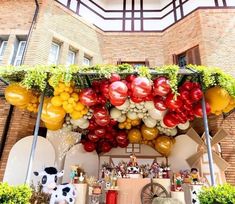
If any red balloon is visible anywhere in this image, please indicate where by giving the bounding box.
[153,77,171,96]
[130,95,144,103]
[165,93,183,110]
[116,131,127,144]
[111,140,118,148]
[175,112,188,124]
[109,97,126,106]
[118,139,129,148]
[154,96,167,111]
[131,77,152,98]
[101,141,112,153]
[80,88,97,106]
[95,127,106,138]
[93,106,108,119]
[183,103,193,111]
[88,132,100,142]
[193,102,211,117]
[126,74,137,83]
[110,119,118,126]
[105,133,114,142]
[96,116,110,126]
[163,112,179,127]
[144,94,154,101]
[109,74,121,82]
[100,82,110,99]
[109,81,128,99]
[190,88,203,102]
[182,81,194,90]
[179,89,190,101]
[84,141,96,152]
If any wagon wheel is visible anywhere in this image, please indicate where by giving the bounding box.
[141,182,169,204]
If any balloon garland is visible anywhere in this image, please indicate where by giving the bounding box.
[4,72,235,156]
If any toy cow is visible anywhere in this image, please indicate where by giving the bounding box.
[34,167,77,204]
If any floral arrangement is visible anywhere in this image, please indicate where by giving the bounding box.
[1,64,235,157]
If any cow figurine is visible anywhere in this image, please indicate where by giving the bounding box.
[34,167,77,204]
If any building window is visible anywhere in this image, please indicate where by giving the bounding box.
[178,54,187,68]
[13,41,26,66]
[48,42,60,65]
[126,144,141,153]
[66,50,76,66]
[83,56,91,66]
[0,41,7,65]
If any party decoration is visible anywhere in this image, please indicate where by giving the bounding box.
[128,128,142,143]
[26,92,39,113]
[142,116,157,128]
[178,121,190,130]
[80,88,97,106]
[193,102,211,117]
[205,86,230,114]
[44,120,64,131]
[84,141,96,152]
[141,124,158,140]
[118,118,141,129]
[163,112,178,128]
[153,96,167,111]
[131,77,152,98]
[153,77,171,96]
[110,108,122,119]
[165,93,183,110]
[109,81,128,105]
[155,136,173,157]
[5,83,30,106]
[148,108,165,120]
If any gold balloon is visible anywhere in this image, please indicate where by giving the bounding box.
[128,128,142,144]
[141,124,158,140]
[5,84,30,106]
[155,136,173,157]
[42,99,66,123]
[44,120,63,131]
[205,86,230,114]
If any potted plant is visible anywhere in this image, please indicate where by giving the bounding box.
[198,183,235,204]
[0,182,32,204]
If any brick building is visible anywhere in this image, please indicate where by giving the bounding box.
[0,0,235,184]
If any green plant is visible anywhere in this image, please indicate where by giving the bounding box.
[0,182,32,204]
[198,183,235,204]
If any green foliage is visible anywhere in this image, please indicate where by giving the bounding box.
[0,64,234,98]
[198,184,235,204]
[0,182,32,204]
[188,65,235,96]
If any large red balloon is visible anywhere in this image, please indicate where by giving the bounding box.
[100,82,110,99]
[109,81,128,100]
[80,88,97,106]
[118,139,129,148]
[93,106,108,119]
[101,141,112,153]
[131,77,152,98]
[163,112,179,127]
[109,74,121,82]
[181,81,194,91]
[130,95,144,103]
[179,89,190,101]
[84,141,96,152]
[109,97,126,106]
[154,96,167,111]
[193,102,211,117]
[153,77,171,96]
[95,127,106,138]
[190,88,203,102]
[165,93,183,110]
[126,74,137,83]
[96,115,110,126]
[88,132,100,142]
[116,131,127,144]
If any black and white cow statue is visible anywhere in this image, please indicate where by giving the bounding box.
[34,167,77,204]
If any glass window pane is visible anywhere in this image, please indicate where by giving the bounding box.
[83,57,90,66]
[66,50,75,66]
[0,41,7,57]
[18,41,26,57]
[48,43,60,65]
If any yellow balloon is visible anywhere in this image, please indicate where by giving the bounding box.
[155,136,173,157]
[70,110,83,120]
[128,128,142,144]
[44,120,63,131]
[42,100,66,123]
[205,86,230,114]
[5,84,30,106]
[141,124,158,140]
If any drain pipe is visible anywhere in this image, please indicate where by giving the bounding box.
[21,0,40,63]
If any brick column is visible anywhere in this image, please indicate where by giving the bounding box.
[2,34,17,65]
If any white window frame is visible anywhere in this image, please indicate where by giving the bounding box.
[13,41,26,66]
[66,50,76,66]
[48,42,60,65]
[83,56,91,66]
[0,41,7,65]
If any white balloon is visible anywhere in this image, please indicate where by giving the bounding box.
[78,119,89,129]
[160,120,171,129]
[127,111,138,120]
[170,128,177,136]
[117,114,127,123]
[116,99,130,110]
[149,109,165,120]
[178,121,190,130]
[144,101,155,110]
[143,117,157,128]
[137,112,144,119]
[71,118,86,126]
[110,108,122,119]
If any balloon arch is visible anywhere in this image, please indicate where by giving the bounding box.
[0,64,235,186]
